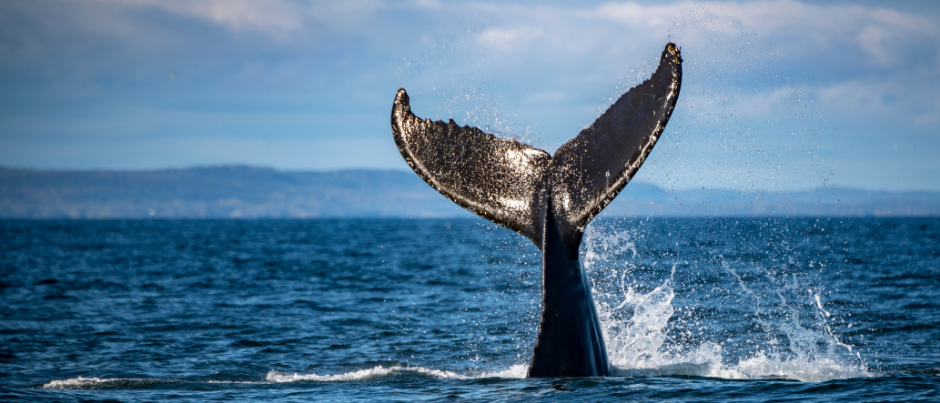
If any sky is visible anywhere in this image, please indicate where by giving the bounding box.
[0,0,938,191]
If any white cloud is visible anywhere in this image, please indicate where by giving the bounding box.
[55,0,938,68]
[819,78,940,126]
[84,0,387,38]
[591,2,677,28]
[460,1,940,67]
[91,0,306,36]
[856,25,897,65]
[436,0,940,129]
[681,86,806,122]
[477,26,545,53]
[4,0,939,188]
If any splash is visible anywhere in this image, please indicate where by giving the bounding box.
[481,364,529,379]
[583,221,870,382]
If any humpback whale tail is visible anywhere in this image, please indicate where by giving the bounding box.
[391,43,682,377]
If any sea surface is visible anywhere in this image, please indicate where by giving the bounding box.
[1,218,938,402]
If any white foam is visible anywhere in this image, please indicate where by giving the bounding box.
[265,363,528,383]
[265,365,469,382]
[42,376,270,390]
[583,222,872,383]
[42,364,526,390]
[42,377,147,389]
[477,363,528,379]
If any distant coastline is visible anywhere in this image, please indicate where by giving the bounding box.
[2,166,938,219]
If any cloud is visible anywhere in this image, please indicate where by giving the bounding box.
[2,0,939,189]
[820,78,940,127]
[592,2,677,28]
[477,26,545,53]
[443,1,940,126]
[81,0,389,40]
[670,1,939,58]
[457,1,940,68]
[90,0,304,36]
[34,1,937,70]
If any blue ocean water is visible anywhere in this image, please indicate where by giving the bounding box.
[0,218,938,402]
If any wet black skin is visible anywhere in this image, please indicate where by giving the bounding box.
[527,198,610,377]
[390,43,682,377]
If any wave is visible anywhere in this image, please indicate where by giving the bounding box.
[265,364,529,383]
[41,365,530,390]
[265,366,467,382]
[41,376,265,390]
[42,357,867,392]
[43,377,173,390]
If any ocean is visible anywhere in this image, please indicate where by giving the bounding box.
[1,218,938,401]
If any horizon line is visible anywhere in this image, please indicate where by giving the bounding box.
[2,164,938,194]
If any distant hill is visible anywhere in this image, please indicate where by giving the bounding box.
[1,166,938,218]
[0,166,465,219]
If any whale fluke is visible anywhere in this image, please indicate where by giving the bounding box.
[549,43,682,233]
[391,43,682,377]
[391,91,551,246]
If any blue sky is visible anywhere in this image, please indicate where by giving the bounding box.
[1,0,938,191]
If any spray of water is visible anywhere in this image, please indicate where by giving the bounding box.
[583,221,870,382]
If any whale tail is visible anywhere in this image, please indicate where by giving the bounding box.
[392,43,682,378]
[391,43,682,243]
